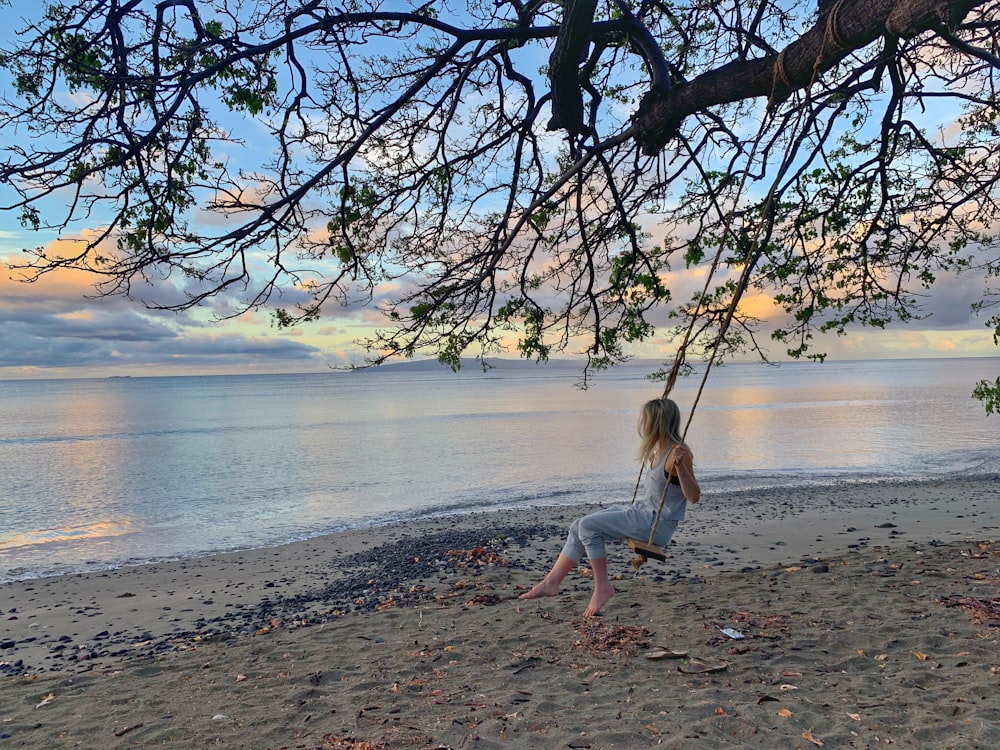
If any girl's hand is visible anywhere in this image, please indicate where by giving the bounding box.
[671,445,695,479]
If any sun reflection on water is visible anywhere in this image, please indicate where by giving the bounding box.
[0,518,137,551]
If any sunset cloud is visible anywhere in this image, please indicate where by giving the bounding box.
[2,211,997,381]
[0,255,333,378]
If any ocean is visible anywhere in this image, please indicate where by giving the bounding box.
[1,357,998,582]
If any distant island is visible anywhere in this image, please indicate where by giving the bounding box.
[357,357,589,373]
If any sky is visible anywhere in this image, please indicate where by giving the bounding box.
[0,2,997,381]
[2,230,995,381]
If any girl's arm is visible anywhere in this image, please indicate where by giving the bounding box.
[670,445,701,504]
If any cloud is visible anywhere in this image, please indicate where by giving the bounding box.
[907,272,990,328]
[0,256,330,377]
[3,195,995,380]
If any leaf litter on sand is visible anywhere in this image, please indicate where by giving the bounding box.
[715,610,822,640]
[958,540,1000,560]
[310,736,387,749]
[445,546,511,568]
[938,594,1000,626]
[34,692,55,709]
[572,620,652,656]
[934,540,1000,629]
[801,727,825,746]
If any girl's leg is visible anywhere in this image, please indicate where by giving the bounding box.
[583,555,615,617]
[518,553,577,600]
[520,506,646,612]
[574,506,650,616]
[575,505,641,562]
[519,515,588,600]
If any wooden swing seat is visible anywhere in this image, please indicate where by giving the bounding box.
[627,537,666,562]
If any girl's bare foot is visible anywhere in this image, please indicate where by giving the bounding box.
[583,585,615,617]
[519,580,560,600]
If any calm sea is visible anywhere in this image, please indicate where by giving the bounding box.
[1,358,998,582]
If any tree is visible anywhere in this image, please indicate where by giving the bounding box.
[0,0,997,401]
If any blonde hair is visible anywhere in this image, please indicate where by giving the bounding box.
[637,398,687,465]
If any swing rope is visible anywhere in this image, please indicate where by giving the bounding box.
[628,241,763,565]
[628,44,831,567]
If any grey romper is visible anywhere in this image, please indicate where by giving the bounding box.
[560,448,687,562]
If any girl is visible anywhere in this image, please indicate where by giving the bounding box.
[519,398,700,616]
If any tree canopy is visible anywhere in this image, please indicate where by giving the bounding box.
[0,0,998,403]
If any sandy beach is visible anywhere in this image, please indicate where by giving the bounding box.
[2,476,999,748]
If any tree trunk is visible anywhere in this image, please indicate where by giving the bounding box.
[548,0,598,134]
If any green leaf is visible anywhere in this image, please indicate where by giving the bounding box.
[972,377,1000,416]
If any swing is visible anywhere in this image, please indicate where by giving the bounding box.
[627,537,669,563]
[626,454,678,564]
[624,49,825,568]
[624,207,762,568]
[626,449,677,562]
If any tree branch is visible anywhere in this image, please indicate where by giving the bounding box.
[633,0,989,154]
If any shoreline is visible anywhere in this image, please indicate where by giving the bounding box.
[2,476,999,748]
[4,471,998,585]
